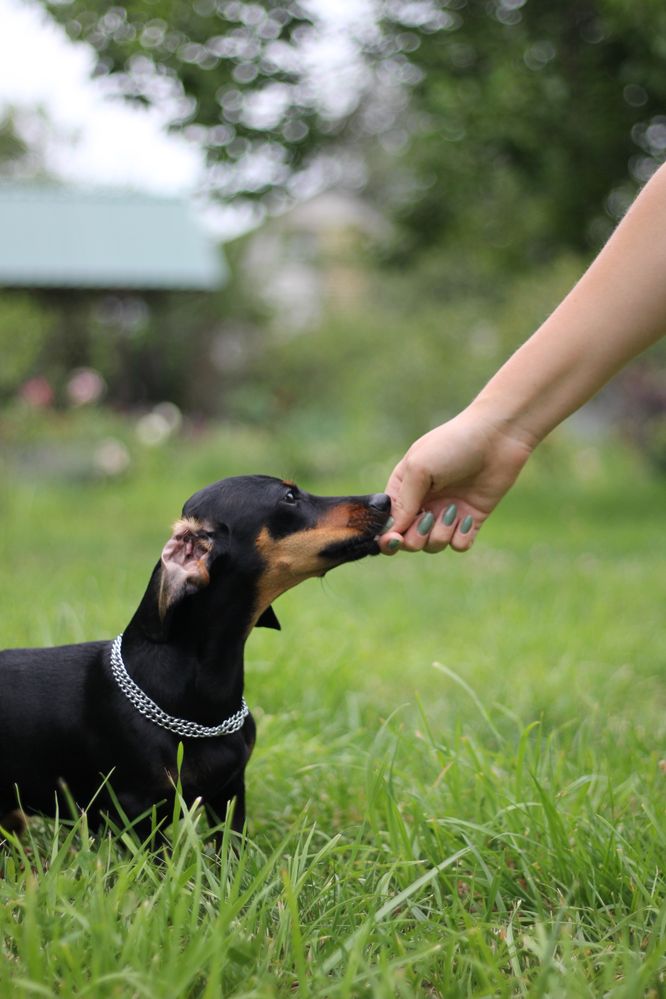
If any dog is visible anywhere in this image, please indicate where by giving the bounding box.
[0,475,390,841]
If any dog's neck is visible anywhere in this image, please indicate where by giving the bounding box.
[120,564,257,725]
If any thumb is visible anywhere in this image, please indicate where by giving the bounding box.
[385,456,432,532]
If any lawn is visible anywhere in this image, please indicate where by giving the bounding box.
[0,423,664,998]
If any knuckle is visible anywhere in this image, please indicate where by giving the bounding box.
[403,453,430,485]
[451,535,475,553]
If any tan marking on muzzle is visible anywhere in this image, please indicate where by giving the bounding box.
[252,503,371,625]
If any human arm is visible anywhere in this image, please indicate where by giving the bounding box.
[381,161,666,554]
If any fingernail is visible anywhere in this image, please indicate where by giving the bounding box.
[382,516,395,533]
[460,515,474,534]
[387,538,401,553]
[417,511,434,536]
[442,504,457,526]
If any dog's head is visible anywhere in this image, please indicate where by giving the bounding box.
[155,475,390,636]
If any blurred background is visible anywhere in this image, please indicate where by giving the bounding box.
[1,0,666,487]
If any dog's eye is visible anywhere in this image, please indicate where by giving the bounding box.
[283,489,298,505]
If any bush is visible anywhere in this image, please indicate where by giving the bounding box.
[234,252,586,469]
[0,293,55,398]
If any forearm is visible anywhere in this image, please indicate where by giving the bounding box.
[473,162,666,447]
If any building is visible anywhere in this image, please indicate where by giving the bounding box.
[0,183,228,412]
[0,183,226,291]
[243,190,388,332]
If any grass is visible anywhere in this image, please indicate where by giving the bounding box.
[0,421,665,997]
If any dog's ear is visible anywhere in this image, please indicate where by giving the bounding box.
[158,518,220,623]
[131,518,228,642]
[256,605,281,630]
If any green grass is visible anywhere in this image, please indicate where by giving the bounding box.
[0,423,664,997]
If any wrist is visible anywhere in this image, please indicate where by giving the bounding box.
[464,392,543,454]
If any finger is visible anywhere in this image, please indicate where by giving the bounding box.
[386,455,433,534]
[383,458,405,499]
[449,512,478,552]
[378,531,403,556]
[423,501,459,553]
[400,509,436,552]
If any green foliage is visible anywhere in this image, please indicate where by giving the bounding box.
[610,343,666,474]
[234,253,585,471]
[0,293,55,396]
[38,0,666,263]
[0,280,265,415]
[85,290,231,412]
[381,0,666,264]
[0,433,665,995]
[0,108,51,179]
[0,112,29,173]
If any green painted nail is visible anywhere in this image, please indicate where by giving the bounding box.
[442,504,457,526]
[387,538,401,552]
[460,515,474,534]
[382,516,395,533]
[417,511,435,536]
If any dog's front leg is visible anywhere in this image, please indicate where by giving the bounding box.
[206,773,247,845]
[105,790,172,850]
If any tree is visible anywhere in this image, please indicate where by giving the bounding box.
[0,109,51,179]
[41,1,383,214]
[378,0,666,265]
[40,0,666,264]
[0,113,29,173]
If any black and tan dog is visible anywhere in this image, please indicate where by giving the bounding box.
[0,475,390,840]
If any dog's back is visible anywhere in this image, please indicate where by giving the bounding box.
[0,642,108,819]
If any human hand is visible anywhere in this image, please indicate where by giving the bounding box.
[379,405,535,554]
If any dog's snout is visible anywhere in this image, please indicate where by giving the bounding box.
[368,493,391,513]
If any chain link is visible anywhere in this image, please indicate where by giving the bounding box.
[109,634,249,739]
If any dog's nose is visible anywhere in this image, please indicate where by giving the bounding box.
[368,493,391,513]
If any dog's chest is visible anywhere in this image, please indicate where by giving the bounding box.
[156,738,247,800]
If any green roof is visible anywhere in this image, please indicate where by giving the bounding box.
[0,183,227,291]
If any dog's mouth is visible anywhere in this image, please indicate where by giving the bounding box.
[318,532,380,565]
[318,509,389,566]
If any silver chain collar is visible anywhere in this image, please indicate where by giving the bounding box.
[109,634,249,739]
